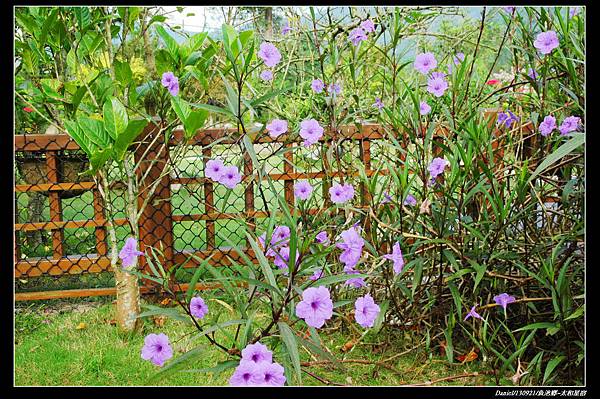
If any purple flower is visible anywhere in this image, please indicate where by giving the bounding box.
[414,52,437,75]
[309,268,324,281]
[419,101,432,116]
[311,79,325,93]
[381,191,392,204]
[534,31,559,55]
[267,225,291,253]
[497,110,519,128]
[205,159,225,181]
[361,19,376,33]
[430,71,446,80]
[315,231,330,245]
[141,333,173,367]
[336,226,364,270]
[266,119,288,138]
[464,305,483,321]
[327,82,342,96]
[539,115,557,137]
[255,361,286,386]
[428,157,449,180]
[345,271,367,289]
[329,183,354,204]
[427,76,449,97]
[257,42,282,68]
[354,293,380,328]
[404,194,417,206]
[119,237,144,268]
[190,296,208,319]
[273,246,299,272]
[349,27,367,46]
[295,286,334,328]
[161,71,179,96]
[569,7,580,18]
[229,361,263,386]
[281,22,292,35]
[260,69,273,82]
[494,293,516,310]
[241,342,273,364]
[218,165,242,189]
[299,119,324,147]
[294,180,313,200]
[373,97,384,110]
[559,116,581,136]
[383,242,404,275]
[453,52,465,65]
[528,68,538,80]
[503,6,516,13]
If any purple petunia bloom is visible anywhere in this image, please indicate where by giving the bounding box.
[119,237,144,268]
[315,231,330,245]
[414,52,438,75]
[453,52,465,65]
[266,119,288,138]
[528,68,538,80]
[336,226,364,270]
[539,115,557,137]
[349,27,368,46]
[534,31,559,55]
[281,22,292,35]
[141,333,173,367]
[267,226,291,253]
[190,296,209,319]
[345,270,366,289]
[205,159,225,181]
[255,361,286,386]
[383,242,405,275]
[503,6,516,13]
[218,165,242,189]
[260,69,273,82]
[427,76,449,97]
[494,293,516,310]
[569,7,580,18]
[294,180,313,200]
[161,71,179,96]
[497,110,520,128]
[299,119,324,147]
[420,101,432,116]
[311,79,325,93]
[428,157,449,180]
[354,293,380,328]
[404,194,417,207]
[464,305,483,321]
[241,342,273,364]
[381,191,392,204]
[309,268,324,281]
[295,286,334,328]
[273,246,299,272]
[559,116,581,136]
[430,71,446,80]
[329,183,354,204]
[258,42,282,68]
[229,361,264,386]
[361,19,376,33]
[373,97,384,110]
[327,82,342,96]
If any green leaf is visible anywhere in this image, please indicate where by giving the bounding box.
[65,120,94,157]
[543,355,566,384]
[113,119,148,161]
[146,346,206,383]
[114,59,133,84]
[302,273,369,289]
[184,109,208,139]
[278,322,302,385]
[185,253,214,304]
[78,116,111,148]
[103,97,129,140]
[155,25,179,63]
[90,147,113,173]
[171,96,192,124]
[527,133,584,184]
[75,7,91,30]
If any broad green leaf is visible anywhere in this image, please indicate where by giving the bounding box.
[90,147,113,173]
[114,59,133,84]
[155,25,179,63]
[543,355,566,384]
[65,120,94,157]
[103,97,129,139]
[78,116,111,148]
[113,119,148,161]
[184,109,208,139]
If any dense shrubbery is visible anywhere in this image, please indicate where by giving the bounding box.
[15,6,584,386]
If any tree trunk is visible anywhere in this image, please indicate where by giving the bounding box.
[265,7,273,39]
[142,9,157,76]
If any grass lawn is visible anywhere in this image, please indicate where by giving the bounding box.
[15,299,499,386]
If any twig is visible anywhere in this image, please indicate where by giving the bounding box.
[406,370,494,386]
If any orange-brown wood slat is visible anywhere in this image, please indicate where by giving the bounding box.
[202,146,216,250]
[93,185,107,256]
[284,142,294,206]
[46,152,64,260]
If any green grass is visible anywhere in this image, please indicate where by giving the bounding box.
[15,300,498,386]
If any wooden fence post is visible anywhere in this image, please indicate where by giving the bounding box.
[135,123,174,288]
